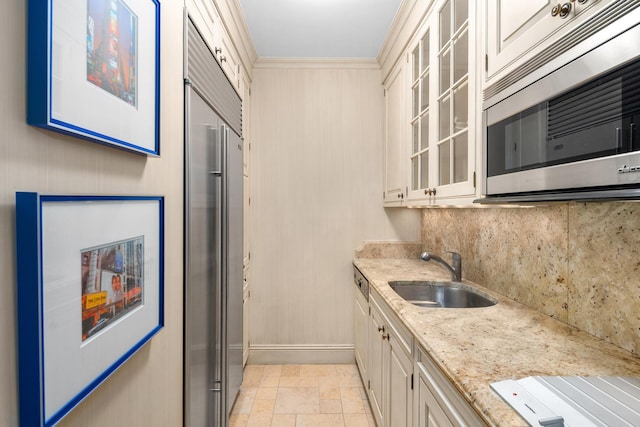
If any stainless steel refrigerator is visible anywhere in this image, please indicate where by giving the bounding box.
[184,18,243,427]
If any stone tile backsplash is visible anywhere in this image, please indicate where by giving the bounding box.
[355,241,422,259]
[421,203,640,355]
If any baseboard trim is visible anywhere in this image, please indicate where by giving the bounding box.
[247,344,355,365]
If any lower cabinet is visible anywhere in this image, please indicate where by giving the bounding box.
[388,333,413,427]
[357,285,485,427]
[368,289,414,427]
[353,285,369,386]
[368,295,385,424]
[415,346,485,427]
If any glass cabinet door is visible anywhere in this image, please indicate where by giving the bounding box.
[410,31,431,195]
[406,0,476,204]
[437,0,469,187]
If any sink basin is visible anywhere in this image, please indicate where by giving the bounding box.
[388,281,497,308]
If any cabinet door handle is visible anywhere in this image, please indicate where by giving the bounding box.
[378,326,385,333]
[215,47,222,55]
[382,333,390,340]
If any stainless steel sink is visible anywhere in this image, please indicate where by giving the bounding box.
[388,281,497,308]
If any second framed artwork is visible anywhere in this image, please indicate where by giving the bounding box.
[15,194,164,426]
[27,0,160,155]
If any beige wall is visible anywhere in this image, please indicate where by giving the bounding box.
[248,62,421,363]
[0,1,185,425]
[422,203,640,355]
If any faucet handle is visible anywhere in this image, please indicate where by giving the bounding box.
[445,251,461,260]
[445,251,462,282]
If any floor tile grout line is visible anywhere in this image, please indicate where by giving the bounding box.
[231,364,374,426]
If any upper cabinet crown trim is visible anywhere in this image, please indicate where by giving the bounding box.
[377,0,436,81]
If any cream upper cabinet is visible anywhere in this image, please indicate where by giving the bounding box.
[406,0,478,205]
[484,0,617,87]
[186,0,245,97]
[383,59,408,206]
[218,26,241,90]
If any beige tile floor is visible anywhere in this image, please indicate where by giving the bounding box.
[230,364,377,427]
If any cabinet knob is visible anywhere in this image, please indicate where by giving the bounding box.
[551,4,560,16]
[559,2,572,18]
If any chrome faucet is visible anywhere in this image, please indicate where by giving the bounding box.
[420,251,462,282]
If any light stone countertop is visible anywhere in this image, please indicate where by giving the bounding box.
[353,258,640,426]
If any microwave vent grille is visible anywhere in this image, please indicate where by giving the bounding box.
[548,59,640,138]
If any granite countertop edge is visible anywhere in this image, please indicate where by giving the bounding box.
[353,258,640,426]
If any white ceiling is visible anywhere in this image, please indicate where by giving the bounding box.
[238,0,403,58]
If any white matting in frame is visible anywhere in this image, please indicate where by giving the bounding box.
[27,0,160,155]
[15,193,164,426]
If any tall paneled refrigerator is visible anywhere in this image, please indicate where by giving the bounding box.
[184,18,243,427]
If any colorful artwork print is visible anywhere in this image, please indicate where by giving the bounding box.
[81,236,144,341]
[86,0,138,106]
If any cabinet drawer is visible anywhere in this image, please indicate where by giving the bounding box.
[370,288,413,357]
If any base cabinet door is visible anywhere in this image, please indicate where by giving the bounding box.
[368,299,386,425]
[388,334,413,427]
[417,371,454,427]
[415,346,485,427]
[354,286,369,385]
[368,290,414,427]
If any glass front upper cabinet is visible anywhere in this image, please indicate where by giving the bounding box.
[438,0,468,187]
[408,0,476,203]
[410,31,430,194]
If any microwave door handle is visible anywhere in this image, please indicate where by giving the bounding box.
[616,127,623,153]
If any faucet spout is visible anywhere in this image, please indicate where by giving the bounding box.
[420,251,462,282]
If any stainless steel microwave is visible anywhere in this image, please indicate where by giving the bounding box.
[481,22,640,203]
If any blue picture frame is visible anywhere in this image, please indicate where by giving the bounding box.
[15,193,164,426]
[27,0,161,155]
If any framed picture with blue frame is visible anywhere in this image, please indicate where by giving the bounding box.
[27,0,160,155]
[15,193,164,426]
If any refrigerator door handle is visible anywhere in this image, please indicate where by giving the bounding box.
[209,379,222,393]
[219,123,229,426]
[209,125,223,175]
